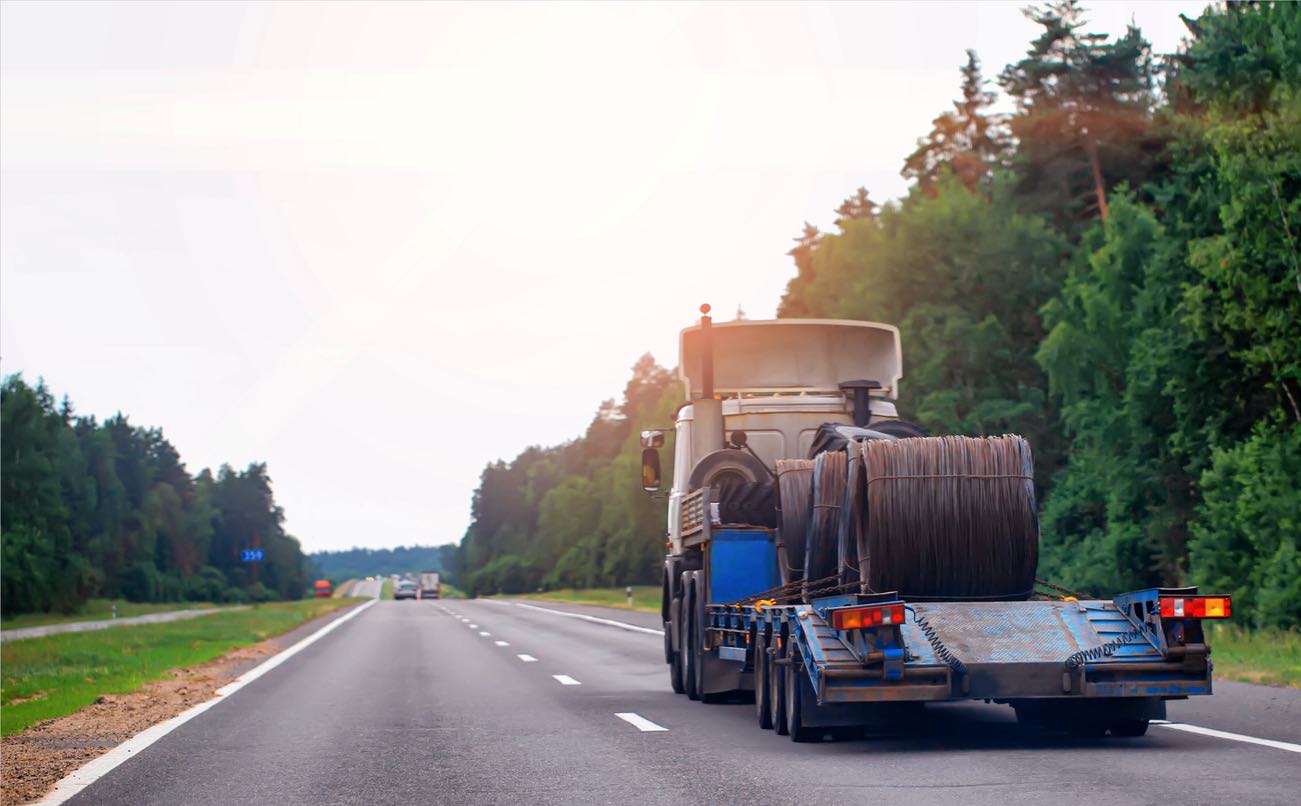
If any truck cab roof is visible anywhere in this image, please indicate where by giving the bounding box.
[678,319,902,401]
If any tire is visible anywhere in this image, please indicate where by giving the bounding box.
[668,597,685,695]
[754,631,773,729]
[865,419,928,439]
[771,629,789,735]
[683,578,700,701]
[784,645,822,742]
[1109,719,1150,737]
[687,449,768,490]
[692,576,727,704]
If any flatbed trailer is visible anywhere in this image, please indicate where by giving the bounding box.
[665,525,1226,741]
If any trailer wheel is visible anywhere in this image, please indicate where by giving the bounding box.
[754,631,773,729]
[683,576,700,701]
[1109,719,1150,737]
[668,595,685,694]
[784,645,822,742]
[771,629,789,735]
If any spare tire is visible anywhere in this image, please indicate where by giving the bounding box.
[687,449,769,491]
[865,419,928,439]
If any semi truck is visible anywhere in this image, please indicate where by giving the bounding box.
[642,306,1229,741]
[419,572,441,600]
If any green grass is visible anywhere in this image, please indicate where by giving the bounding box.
[1206,624,1301,688]
[1,599,219,631]
[438,583,467,600]
[0,597,364,736]
[381,579,394,600]
[499,586,660,614]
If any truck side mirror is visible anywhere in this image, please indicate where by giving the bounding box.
[640,430,665,448]
[641,447,662,492]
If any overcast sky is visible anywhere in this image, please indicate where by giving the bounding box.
[1,1,1207,553]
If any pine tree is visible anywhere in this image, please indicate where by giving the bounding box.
[776,223,823,318]
[903,50,1006,194]
[834,187,878,229]
[999,0,1159,227]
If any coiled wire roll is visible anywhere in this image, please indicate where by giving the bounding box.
[859,434,1039,600]
[804,450,847,600]
[837,446,863,587]
[775,459,814,586]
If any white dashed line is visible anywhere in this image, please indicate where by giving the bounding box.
[495,641,510,647]
[1151,721,1301,753]
[479,631,491,637]
[469,624,479,629]
[517,654,538,662]
[552,675,581,686]
[615,713,667,732]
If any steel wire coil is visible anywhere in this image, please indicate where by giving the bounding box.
[859,434,1039,600]
[804,450,847,599]
[775,459,814,586]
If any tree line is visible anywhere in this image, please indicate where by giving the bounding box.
[1,376,313,615]
[456,2,1299,629]
[311,545,456,583]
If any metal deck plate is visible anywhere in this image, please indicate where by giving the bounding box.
[902,601,1159,665]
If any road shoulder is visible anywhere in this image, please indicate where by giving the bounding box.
[1,601,367,806]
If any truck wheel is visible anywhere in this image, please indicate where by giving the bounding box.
[692,575,727,704]
[784,645,822,742]
[683,578,700,701]
[668,596,685,694]
[754,631,773,729]
[772,630,789,735]
[1109,719,1150,737]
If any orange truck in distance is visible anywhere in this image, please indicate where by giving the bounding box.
[313,580,332,598]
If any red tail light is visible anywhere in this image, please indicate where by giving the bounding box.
[831,603,906,631]
[1159,596,1231,619]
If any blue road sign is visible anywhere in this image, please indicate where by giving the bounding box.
[241,548,265,562]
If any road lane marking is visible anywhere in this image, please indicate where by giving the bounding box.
[469,623,479,629]
[479,631,491,636]
[513,603,664,636]
[1151,721,1301,753]
[553,675,582,686]
[495,640,510,646]
[36,599,378,806]
[615,713,667,732]
[517,654,538,662]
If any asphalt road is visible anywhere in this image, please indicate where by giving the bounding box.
[65,599,1301,806]
[346,578,384,598]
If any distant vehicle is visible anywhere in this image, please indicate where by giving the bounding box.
[394,580,418,600]
[419,572,441,600]
[313,580,332,598]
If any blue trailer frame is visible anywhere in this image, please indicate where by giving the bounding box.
[666,526,1220,738]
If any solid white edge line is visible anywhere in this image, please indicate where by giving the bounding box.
[517,654,538,662]
[553,675,582,686]
[512,602,663,636]
[615,712,668,732]
[36,599,378,805]
[1151,721,1301,753]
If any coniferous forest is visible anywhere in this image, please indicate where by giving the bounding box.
[454,2,1300,629]
[1,377,313,615]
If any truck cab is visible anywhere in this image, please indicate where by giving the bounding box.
[650,317,905,555]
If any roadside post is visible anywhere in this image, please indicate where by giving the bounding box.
[626,586,633,609]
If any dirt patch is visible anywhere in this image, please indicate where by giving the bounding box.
[0,604,359,805]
